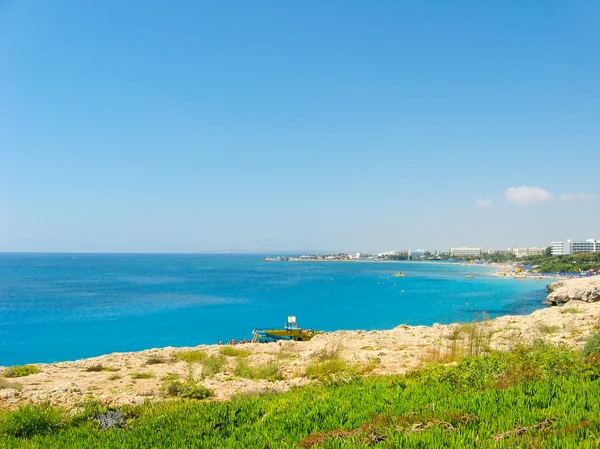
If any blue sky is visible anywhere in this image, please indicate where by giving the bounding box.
[1,1,599,253]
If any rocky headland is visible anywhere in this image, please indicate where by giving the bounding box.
[546,275,600,305]
[2,276,599,411]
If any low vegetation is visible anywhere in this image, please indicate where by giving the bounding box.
[172,350,207,363]
[200,355,226,378]
[537,323,560,335]
[2,337,600,447]
[234,359,282,381]
[130,372,153,380]
[145,356,167,365]
[161,379,212,400]
[219,346,249,357]
[84,364,118,372]
[524,252,600,273]
[0,379,22,390]
[582,330,600,358]
[305,344,360,383]
[3,365,40,378]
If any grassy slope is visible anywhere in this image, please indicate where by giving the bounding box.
[1,343,600,448]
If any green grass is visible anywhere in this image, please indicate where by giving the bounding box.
[3,365,40,378]
[2,342,600,447]
[219,346,250,357]
[200,356,226,378]
[305,358,358,384]
[234,359,282,381]
[0,404,64,438]
[582,330,600,358]
[161,379,213,400]
[172,350,207,363]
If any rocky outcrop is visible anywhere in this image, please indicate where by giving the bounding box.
[547,276,600,305]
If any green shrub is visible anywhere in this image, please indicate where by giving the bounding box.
[305,358,358,383]
[130,372,153,380]
[200,356,226,378]
[172,350,207,363]
[4,365,40,378]
[0,404,64,438]
[219,346,249,357]
[583,330,600,358]
[234,359,281,381]
[161,379,212,400]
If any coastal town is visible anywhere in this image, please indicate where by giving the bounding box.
[265,238,600,279]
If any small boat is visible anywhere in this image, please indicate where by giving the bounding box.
[393,273,406,278]
[252,316,323,343]
[465,275,474,279]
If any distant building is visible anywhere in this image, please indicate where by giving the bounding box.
[408,249,425,259]
[487,248,513,255]
[572,239,600,253]
[512,247,546,258]
[450,247,482,258]
[551,241,571,256]
[551,239,600,256]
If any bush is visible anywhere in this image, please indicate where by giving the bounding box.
[234,359,282,381]
[305,358,358,383]
[161,380,212,400]
[4,365,40,378]
[0,404,64,438]
[200,356,226,378]
[172,350,207,363]
[219,346,249,357]
[583,330,600,358]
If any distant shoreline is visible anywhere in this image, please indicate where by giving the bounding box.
[267,257,576,281]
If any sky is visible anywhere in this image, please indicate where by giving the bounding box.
[1,1,599,253]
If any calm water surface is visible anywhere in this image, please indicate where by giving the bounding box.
[0,254,548,365]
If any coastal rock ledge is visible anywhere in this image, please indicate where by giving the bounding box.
[547,276,600,305]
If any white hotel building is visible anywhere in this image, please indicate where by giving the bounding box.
[551,239,600,256]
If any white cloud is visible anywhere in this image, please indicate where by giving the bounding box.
[505,186,554,205]
[560,193,596,202]
[476,199,492,208]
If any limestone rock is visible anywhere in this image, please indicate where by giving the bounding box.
[547,276,600,305]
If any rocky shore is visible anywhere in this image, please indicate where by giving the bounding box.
[546,275,600,305]
[1,276,599,411]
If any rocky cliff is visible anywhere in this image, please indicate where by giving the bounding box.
[547,276,600,305]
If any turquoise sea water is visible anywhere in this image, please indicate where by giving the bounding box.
[0,254,548,366]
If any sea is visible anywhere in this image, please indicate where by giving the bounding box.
[0,253,549,366]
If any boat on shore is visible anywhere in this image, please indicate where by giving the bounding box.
[252,316,323,343]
